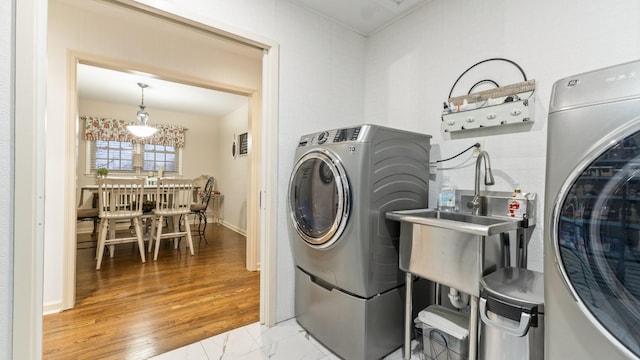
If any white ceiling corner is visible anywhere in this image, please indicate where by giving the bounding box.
[290,0,430,36]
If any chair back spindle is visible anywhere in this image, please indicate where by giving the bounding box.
[98,178,144,219]
[155,178,193,215]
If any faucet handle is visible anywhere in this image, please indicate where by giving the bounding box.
[467,194,480,210]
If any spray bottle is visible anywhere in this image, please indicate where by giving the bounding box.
[508,184,527,218]
[438,176,457,212]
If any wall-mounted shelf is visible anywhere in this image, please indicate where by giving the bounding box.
[441,80,535,133]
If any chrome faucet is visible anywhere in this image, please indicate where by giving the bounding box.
[468,151,495,215]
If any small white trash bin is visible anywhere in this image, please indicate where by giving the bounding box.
[418,305,469,360]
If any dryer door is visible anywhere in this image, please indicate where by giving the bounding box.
[289,149,350,248]
[553,126,640,356]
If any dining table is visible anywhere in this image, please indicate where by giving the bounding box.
[79,182,201,242]
[78,183,200,207]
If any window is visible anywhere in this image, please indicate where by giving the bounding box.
[143,144,177,172]
[88,140,181,174]
[94,140,134,171]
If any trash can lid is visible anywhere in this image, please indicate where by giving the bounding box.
[480,267,544,312]
[418,305,469,340]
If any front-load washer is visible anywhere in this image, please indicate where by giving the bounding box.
[288,124,432,359]
[545,60,640,359]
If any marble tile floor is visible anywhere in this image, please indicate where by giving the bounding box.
[150,318,425,360]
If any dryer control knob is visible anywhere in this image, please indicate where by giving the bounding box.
[317,131,329,144]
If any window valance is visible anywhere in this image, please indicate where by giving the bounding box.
[82,116,185,148]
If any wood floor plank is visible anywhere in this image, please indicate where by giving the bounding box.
[43,225,260,359]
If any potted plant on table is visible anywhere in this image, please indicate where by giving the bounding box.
[96,167,109,178]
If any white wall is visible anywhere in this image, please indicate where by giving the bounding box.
[45,0,262,311]
[365,0,640,272]
[0,0,13,355]
[215,102,250,234]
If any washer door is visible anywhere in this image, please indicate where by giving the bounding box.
[553,126,640,356]
[289,149,350,248]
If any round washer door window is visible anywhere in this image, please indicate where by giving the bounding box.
[288,149,350,248]
[554,128,640,356]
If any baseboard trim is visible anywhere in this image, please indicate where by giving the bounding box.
[221,221,247,237]
[43,301,63,315]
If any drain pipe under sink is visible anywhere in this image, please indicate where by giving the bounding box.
[448,287,470,309]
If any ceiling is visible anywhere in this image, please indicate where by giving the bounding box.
[291,0,431,36]
[77,0,431,118]
[77,64,249,119]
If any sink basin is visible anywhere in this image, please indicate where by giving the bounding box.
[386,209,522,296]
[385,209,521,236]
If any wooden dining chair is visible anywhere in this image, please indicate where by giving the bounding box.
[77,208,100,237]
[96,178,146,270]
[148,178,195,261]
[77,192,100,237]
[189,176,214,241]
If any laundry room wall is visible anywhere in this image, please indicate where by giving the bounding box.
[365,0,640,273]
[0,0,12,355]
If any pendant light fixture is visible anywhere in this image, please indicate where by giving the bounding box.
[127,82,157,138]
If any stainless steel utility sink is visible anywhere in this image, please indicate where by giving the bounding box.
[386,209,522,297]
[386,209,521,236]
[388,192,537,360]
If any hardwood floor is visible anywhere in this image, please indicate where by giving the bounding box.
[43,225,260,359]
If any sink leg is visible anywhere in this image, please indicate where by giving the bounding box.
[469,295,479,360]
[404,272,413,360]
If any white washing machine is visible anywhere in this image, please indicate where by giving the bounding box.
[288,124,432,360]
[545,60,640,359]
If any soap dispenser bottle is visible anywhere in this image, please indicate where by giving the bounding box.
[508,184,527,218]
[438,176,457,212]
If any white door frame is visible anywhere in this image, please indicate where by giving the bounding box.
[13,0,47,357]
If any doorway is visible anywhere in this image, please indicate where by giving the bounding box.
[73,59,254,281]
[49,0,278,328]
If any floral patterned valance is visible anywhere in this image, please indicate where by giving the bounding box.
[82,116,185,148]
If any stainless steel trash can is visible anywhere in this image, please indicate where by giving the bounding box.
[479,267,544,360]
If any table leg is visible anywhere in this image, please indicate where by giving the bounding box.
[109,222,116,258]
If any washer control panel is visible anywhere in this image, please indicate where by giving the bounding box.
[333,127,361,142]
[297,126,362,147]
